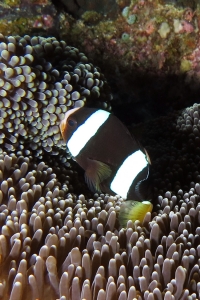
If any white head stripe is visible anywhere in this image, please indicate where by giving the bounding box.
[67,110,110,157]
[110,150,147,199]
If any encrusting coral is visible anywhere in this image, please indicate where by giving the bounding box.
[2,34,200,300]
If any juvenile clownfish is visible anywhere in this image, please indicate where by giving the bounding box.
[60,107,153,227]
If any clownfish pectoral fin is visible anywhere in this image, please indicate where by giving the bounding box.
[84,159,112,193]
[119,200,153,228]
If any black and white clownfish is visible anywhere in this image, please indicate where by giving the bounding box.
[60,107,153,227]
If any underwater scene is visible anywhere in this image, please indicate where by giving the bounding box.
[1,0,200,299]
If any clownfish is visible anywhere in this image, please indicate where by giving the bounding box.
[60,107,153,227]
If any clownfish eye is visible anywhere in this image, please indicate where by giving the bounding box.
[68,118,76,127]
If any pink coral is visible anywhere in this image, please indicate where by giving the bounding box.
[180,20,194,33]
[33,14,53,29]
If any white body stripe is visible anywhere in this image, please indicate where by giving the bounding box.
[67,110,110,157]
[110,150,147,199]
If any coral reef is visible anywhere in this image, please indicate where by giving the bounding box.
[59,0,200,118]
[60,0,119,19]
[62,0,200,74]
[0,0,57,36]
[2,33,200,299]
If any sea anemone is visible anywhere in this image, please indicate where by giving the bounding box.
[0,34,112,157]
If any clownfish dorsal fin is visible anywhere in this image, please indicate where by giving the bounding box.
[84,158,112,193]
